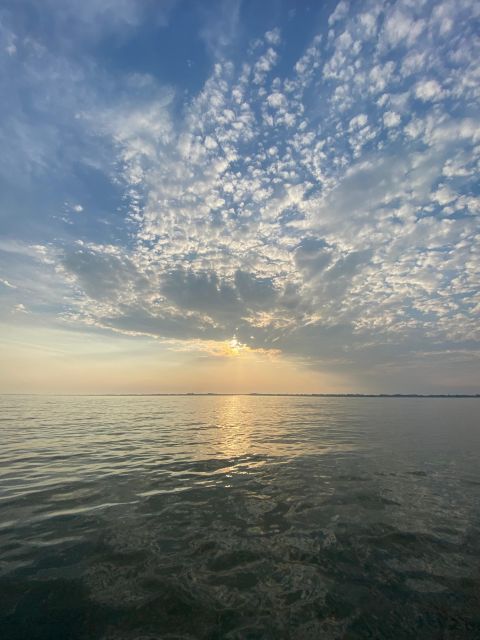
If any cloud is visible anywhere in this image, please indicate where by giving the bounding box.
[13,303,29,314]
[382,8,425,48]
[234,270,277,308]
[1,0,479,390]
[266,92,288,109]
[294,238,332,281]
[253,47,278,85]
[328,1,349,27]
[383,111,401,127]
[10,0,178,47]
[0,278,16,289]
[199,0,241,56]
[265,28,281,46]
[415,79,444,101]
[161,268,239,315]
[62,245,149,302]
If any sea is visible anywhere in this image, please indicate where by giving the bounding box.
[0,395,479,639]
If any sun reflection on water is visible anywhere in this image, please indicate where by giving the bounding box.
[216,395,254,462]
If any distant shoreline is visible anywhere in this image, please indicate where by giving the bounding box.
[2,393,479,398]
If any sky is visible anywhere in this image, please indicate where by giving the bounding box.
[0,0,479,394]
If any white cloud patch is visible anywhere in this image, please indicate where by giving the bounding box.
[1,278,16,289]
[382,8,425,48]
[383,111,401,127]
[253,47,278,85]
[415,79,443,101]
[265,28,281,45]
[328,1,349,27]
[266,91,287,109]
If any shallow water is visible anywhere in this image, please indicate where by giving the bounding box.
[0,395,479,639]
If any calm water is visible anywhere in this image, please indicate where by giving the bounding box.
[1,396,479,639]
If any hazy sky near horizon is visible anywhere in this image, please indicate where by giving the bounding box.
[0,0,479,394]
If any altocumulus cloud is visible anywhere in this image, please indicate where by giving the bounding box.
[0,0,479,390]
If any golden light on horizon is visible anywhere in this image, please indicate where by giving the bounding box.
[0,325,357,395]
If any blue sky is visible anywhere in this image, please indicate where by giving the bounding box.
[0,0,479,393]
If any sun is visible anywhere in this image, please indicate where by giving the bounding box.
[225,336,247,357]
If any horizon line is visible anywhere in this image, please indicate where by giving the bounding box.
[1,393,479,398]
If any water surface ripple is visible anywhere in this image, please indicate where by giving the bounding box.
[1,396,479,639]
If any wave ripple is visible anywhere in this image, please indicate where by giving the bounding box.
[1,396,479,639]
